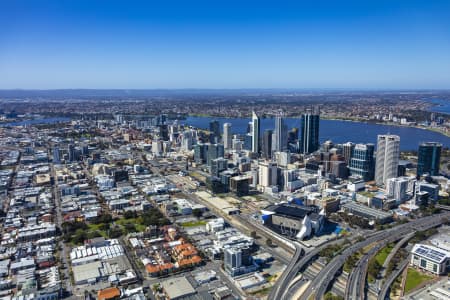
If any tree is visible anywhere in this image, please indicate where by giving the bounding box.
[192,208,203,218]
[266,238,273,247]
[250,231,257,239]
[124,210,137,219]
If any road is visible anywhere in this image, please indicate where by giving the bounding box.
[51,164,74,297]
[297,213,450,300]
[377,256,410,300]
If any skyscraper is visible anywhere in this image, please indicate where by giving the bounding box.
[209,120,220,143]
[262,129,273,159]
[300,112,320,154]
[68,144,75,162]
[417,142,442,176]
[223,123,232,150]
[349,143,375,181]
[274,114,288,152]
[251,111,260,154]
[342,142,355,165]
[53,146,60,164]
[375,135,400,186]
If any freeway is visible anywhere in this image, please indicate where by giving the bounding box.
[377,256,410,300]
[268,235,346,300]
[267,241,304,300]
[297,213,450,300]
[346,241,385,300]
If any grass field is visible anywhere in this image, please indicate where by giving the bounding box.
[375,244,394,266]
[115,217,148,232]
[404,268,434,294]
[180,220,207,227]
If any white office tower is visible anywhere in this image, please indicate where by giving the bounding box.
[223,123,232,150]
[274,114,288,152]
[181,131,193,151]
[258,161,278,188]
[232,136,243,151]
[386,177,409,203]
[251,111,260,154]
[375,134,400,186]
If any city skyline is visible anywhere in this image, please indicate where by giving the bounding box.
[1,1,450,89]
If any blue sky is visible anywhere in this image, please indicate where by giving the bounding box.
[1,0,450,89]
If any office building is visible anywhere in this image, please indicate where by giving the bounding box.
[386,177,410,203]
[224,247,255,277]
[210,157,228,177]
[52,146,60,164]
[258,161,278,188]
[300,113,320,154]
[209,120,220,143]
[411,244,450,275]
[375,135,400,186]
[262,129,273,159]
[194,143,209,164]
[342,142,355,164]
[68,144,76,162]
[417,142,442,176]
[274,114,288,152]
[418,182,439,202]
[251,111,260,154]
[349,143,375,181]
[223,123,232,150]
[207,144,224,166]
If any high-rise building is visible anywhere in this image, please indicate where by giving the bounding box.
[349,143,375,181]
[223,123,232,150]
[68,144,75,162]
[386,177,410,203]
[417,142,442,177]
[207,143,224,166]
[274,115,288,152]
[251,111,260,154]
[209,120,220,143]
[53,146,60,164]
[375,135,400,186]
[262,130,273,159]
[342,142,355,165]
[300,113,320,154]
[194,143,209,164]
[322,140,334,152]
[258,161,278,188]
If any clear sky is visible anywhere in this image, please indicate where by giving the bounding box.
[1,0,450,89]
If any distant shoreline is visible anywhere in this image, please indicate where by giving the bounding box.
[187,114,450,138]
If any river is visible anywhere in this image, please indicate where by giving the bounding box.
[183,116,450,151]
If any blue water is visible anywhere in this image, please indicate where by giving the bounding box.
[183,116,450,150]
[0,117,71,127]
[426,99,450,114]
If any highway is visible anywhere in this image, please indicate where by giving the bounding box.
[378,256,410,300]
[296,212,450,300]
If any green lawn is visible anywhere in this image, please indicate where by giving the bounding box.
[115,217,148,232]
[180,220,207,227]
[404,268,434,294]
[87,223,108,238]
[375,244,394,266]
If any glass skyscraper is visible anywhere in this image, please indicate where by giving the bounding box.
[417,142,442,176]
[300,113,320,154]
[349,143,375,181]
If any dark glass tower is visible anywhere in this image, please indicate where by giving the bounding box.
[417,142,442,176]
[300,113,320,154]
[262,129,273,159]
[209,120,220,143]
